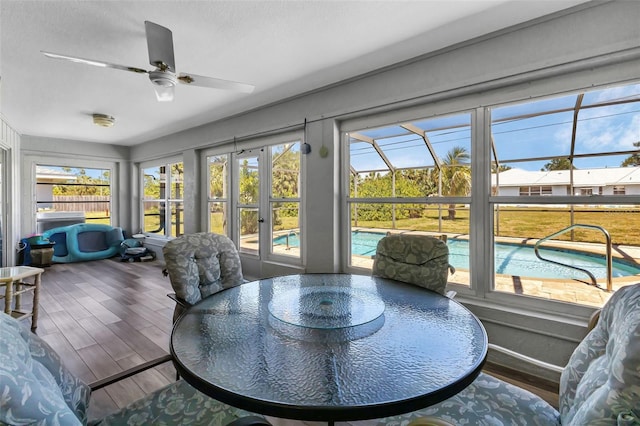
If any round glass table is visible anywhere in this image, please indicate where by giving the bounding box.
[171,274,487,423]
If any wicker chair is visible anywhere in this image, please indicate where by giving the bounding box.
[163,232,244,322]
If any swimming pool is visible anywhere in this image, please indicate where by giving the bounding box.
[274,231,640,279]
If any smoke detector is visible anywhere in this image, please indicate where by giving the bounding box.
[93,113,115,127]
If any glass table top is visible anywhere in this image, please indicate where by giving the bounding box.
[268,285,385,329]
[171,274,488,422]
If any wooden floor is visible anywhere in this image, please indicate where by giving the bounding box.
[12,258,558,421]
[25,258,178,420]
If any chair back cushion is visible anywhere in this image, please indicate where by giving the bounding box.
[163,232,244,318]
[372,234,450,295]
[0,313,90,425]
[559,283,640,425]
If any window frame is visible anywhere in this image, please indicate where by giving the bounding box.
[340,77,640,319]
[27,156,118,230]
[204,153,231,236]
[267,139,303,263]
[35,164,112,224]
[202,131,305,266]
[342,109,474,275]
[140,156,183,239]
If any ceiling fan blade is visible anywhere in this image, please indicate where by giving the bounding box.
[177,73,255,94]
[41,51,148,74]
[145,21,175,72]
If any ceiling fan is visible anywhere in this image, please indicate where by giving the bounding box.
[41,21,255,102]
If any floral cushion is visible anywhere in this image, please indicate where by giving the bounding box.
[0,313,266,426]
[92,379,264,426]
[0,312,90,425]
[163,232,244,320]
[558,283,640,424]
[377,372,561,426]
[372,234,450,295]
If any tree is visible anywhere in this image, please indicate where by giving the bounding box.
[541,157,575,171]
[491,164,512,173]
[621,142,640,167]
[239,159,259,234]
[271,143,301,226]
[441,146,471,220]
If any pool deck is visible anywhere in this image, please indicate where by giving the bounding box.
[350,228,640,308]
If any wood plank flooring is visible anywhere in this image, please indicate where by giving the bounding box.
[9,258,559,421]
[24,258,177,420]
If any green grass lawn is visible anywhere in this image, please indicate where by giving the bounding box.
[353,206,640,246]
[89,206,640,247]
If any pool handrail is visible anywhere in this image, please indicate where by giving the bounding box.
[534,224,612,292]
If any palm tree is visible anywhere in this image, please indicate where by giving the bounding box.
[441,146,471,220]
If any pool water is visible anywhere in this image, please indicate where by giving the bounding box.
[273,231,640,280]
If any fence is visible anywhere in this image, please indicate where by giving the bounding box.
[46,196,110,213]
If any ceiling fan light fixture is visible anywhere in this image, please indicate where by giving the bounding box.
[149,70,176,102]
[92,113,115,127]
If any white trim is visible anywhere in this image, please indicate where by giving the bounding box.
[226,130,306,276]
[22,155,119,235]
[139,158,184,239]
[139,154,183,169]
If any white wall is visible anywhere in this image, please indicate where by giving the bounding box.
[1,118,21,266]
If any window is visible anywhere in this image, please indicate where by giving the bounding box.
[343,80,639,310]
[142,161,183,238]
[236,154,260,255]
[613,186,626,195]
[35,165,111,227]
[207,155,229,235]
[234,138,303,261]
[345,112,471,286]
[206,134,303,264]
[270,142,301,259]
[519,186,553,196]
[491,82,640,305]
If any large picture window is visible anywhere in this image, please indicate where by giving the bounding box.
[345,112,472,286]
[490,82,640,306]
[35,165,111,231]
[343,81,639,310]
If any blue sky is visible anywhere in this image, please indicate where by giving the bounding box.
[37,165,108,179]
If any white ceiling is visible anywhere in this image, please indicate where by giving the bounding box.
[1,0,591,147]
